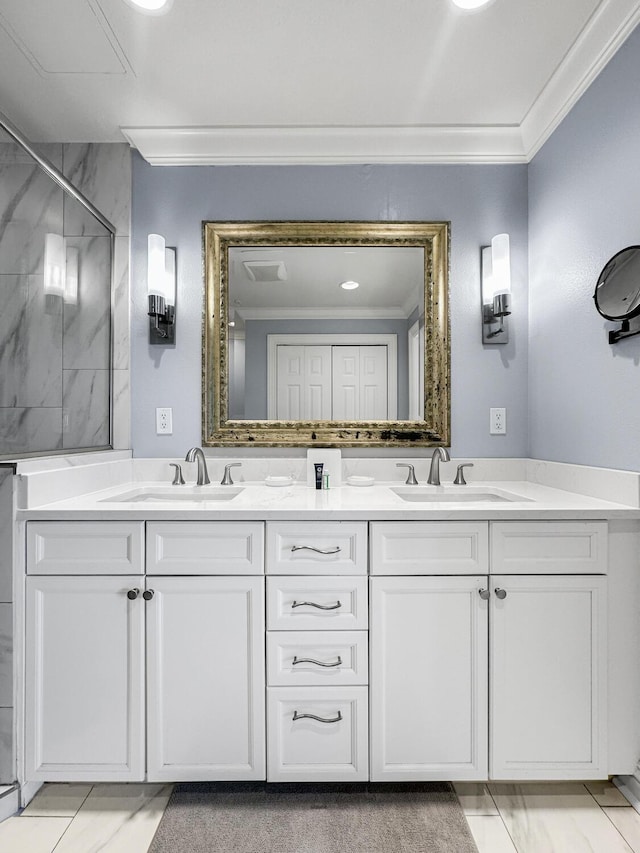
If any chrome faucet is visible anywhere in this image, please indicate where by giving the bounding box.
[427,447,450,486]
[221,462,241,485]
[396,463,418,485]
[185,447,210,485]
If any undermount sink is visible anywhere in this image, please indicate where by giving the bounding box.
[391,487,531,503]
[101,487,244,503]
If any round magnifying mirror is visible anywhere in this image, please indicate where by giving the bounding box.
[594,245,640,321]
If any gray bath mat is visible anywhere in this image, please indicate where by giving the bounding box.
[148,782,478,853]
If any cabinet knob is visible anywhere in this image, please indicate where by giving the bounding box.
[495,587,507,600]
[143,589,155,601]
[478,588,490,600]
[126,588,140,600]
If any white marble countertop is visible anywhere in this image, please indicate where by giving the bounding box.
[17,479,640,521]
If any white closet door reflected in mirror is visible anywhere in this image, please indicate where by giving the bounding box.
[268,334,397,420]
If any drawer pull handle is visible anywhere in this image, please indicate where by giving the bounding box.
[291,600,342,610]
[478,588,490,600]
[291,545,342,555]
[292,655,343,668]
[292,710,343,724]
[495,587,507,600]
[126,588,140,600]
[143,589,155,601]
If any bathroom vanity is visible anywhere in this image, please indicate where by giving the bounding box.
[15,463,640,788]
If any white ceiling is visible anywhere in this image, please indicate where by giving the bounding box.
[0,0,638,164]
[229,246,424,322]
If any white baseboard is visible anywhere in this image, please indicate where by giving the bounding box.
[19,780,42,809]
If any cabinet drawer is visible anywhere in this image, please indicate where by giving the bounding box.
[370,522,489,575]
[266,522,367,575]
[490,521,608,575]
[267,686,368,781]
[147,522,264,575]
[267,631,368,686]
[27,522,144,575]
[267,576,368,630]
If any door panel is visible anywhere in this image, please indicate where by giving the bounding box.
[370,576,488,781]
[490,574,607,779]
[146,576,265,781]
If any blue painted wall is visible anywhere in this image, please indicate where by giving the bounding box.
[528,24,640,471]
[131,161,529,457]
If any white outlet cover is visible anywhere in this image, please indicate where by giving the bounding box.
[156,407,173,434]
[490,407,506,435]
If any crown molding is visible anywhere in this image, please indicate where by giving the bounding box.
[121,124,527,165]
[234,307,409,321]
[122,0,640,166]
[521,0,640,159]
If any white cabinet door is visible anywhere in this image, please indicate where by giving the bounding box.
[370,576,488,781]
[490,575,607,780]
[25,576,145,781]
[146,576,265,781]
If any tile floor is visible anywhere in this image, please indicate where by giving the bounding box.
[455,781,640,852]
[0,780,639,851]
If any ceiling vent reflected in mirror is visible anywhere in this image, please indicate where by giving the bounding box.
[242,261,288,282]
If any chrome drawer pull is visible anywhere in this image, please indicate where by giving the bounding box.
[291,600,342,610]
[495,587,507,600]
[292,710,343,724]
[291,545,342,555]
[292,655,342,668]
[478,588,490,600]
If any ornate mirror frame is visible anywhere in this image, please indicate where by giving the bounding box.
[203,221,450,447]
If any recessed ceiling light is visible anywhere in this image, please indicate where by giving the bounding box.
[124,0,173,14]
[340,280,360,290]
[451,0,493,9]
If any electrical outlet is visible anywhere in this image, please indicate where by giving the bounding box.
[490,407,506,435]
[156,407,173,435]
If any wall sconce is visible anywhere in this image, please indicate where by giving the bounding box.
[147,233,176,344]
[482,233,512,344]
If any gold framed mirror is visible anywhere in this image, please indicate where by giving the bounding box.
[203,221,450,447]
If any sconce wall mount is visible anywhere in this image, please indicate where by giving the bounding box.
[482,233,512,345]
[147,233,176,345]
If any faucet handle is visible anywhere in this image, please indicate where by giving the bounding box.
[221,462,242,486]
[453,463,474,486]
[170,463,185,485]
[396,463,418,485]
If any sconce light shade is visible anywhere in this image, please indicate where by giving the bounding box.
[482,233,512,344]
[164,247,176,307]
[148,234,176,344]
[481,245,494,298]
[148,234,166,298]
[491,233,511,297]
[44,233,66,297]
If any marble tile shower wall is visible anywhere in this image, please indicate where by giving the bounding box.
[0,142,131,454]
